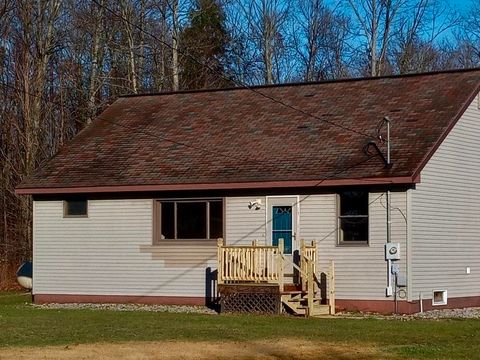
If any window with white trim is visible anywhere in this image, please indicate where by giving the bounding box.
[338,191,368,245]
[155,199,223,241]
[432,290,447,306]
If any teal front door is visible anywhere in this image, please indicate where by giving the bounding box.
[272,205,293,254]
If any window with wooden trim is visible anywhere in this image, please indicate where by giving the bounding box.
[337,191,368,245]
[155,199,223,241]
[63,199,88,217]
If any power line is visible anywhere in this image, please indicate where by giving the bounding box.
[89,0,375,140]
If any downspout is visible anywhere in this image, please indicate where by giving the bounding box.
[385,117,393,297]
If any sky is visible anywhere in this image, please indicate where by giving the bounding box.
[447,0,471,12]
[325,0,475,44]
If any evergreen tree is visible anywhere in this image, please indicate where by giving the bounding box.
[179,0,230,89]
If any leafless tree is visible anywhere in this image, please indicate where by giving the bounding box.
[452,0,480,69]
[391,0,460,74]
[346,0,407,76]
[234,0,290,84]
[292,0,350,81]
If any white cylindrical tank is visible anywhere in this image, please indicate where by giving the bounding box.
[16,261,33,290]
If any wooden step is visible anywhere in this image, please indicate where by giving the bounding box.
[287,297,321,303]
[282,299,306,315]
[311,305,330,316]
[282,302,330,317]
[280,290,304,295]
[296,304,331,316]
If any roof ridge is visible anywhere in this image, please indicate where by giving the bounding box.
[119,67,480,98]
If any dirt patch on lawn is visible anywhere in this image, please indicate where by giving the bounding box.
[0,339,385,360]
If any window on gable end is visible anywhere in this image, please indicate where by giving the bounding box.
[64,199,88,217]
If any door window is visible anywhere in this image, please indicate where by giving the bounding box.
[272,205,293,254]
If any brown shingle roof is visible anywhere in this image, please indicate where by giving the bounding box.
[17,69,480,194]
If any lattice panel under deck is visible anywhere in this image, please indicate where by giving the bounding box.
[220,292,280,314]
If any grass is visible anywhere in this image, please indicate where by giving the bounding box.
[1,292,480,359]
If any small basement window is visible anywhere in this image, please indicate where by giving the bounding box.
[338,191,368,245]
[432,290,447,306]
[155,199,223,241]
[64,199,88,217]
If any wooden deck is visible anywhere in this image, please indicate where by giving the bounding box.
[217,238,335,317]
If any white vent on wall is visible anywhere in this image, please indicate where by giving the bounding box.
[432,290,447,306]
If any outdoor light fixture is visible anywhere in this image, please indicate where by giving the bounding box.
[248,199,262,210]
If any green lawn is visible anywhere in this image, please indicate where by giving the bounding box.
[1,292,479,359]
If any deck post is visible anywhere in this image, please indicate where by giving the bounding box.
[329,260,336,315]
[312,239,317,278]
[300,239,306,292]
[252,239,258,282]
[217,238,224,285]
[278,238,284,292]
[307,260,314,317]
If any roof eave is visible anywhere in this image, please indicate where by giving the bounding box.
[15,176,418,195]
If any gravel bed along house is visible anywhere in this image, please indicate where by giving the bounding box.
[411,307,480,319]
[31,302,480,319]
[336,307,480,320]
[32,302,218,315]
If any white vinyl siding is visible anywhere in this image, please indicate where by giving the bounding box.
[300,192,407,300]
[411,97,480,300]
[225,197,266,246]
[33,199,216,297]
[224,193,407,300]
[35,193,407,301]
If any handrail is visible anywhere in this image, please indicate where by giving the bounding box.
[300,239,316,291]
[285,258,307,277]
[283,248,318,316]
[283,255,319,286]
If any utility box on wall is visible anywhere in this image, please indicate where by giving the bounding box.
[385,243,401,261]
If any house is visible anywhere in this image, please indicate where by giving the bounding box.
[16,68,480,315]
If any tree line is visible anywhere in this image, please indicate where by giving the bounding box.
[0,0,479,285]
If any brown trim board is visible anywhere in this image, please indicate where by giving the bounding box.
[336,296,480,314]
[33,294,480,314]
[16,176,417,195]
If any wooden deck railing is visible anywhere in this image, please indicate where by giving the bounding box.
[217,238,284,285]
[217,238,336,315]
[300,240,317,291]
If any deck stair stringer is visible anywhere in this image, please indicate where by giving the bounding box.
[281,290,330,317]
